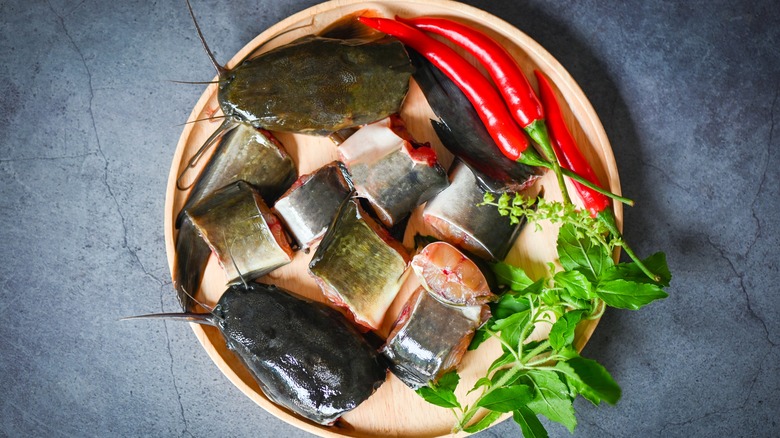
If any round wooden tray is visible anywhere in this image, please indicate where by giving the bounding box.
[164,0,622,436]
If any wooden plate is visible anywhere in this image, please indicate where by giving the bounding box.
[164,0,623,436]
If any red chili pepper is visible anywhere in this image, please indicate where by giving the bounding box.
[398,16,544,129]
[394,16,573,203]
[357,16,536,164]
[534,71,610,216]
[535,71,659,281]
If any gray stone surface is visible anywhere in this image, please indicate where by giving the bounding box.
[1,0,777,436]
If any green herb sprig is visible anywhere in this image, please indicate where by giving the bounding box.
[414,193,671,436]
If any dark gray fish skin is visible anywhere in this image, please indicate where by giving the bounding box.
[338,117,449,228]
[346,146,448,228]
[382,287,480,389]
[219,36,413,135]
[423,161,524,261]
[187,181,293,285]
[173,216,212,311]
[309,198,408,331]
[409,49,541,193]
[132,282,388,425]
[176,122,296,229]
[217,283,387,425]
[273,162,353,250]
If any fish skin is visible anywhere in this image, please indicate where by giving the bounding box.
[273,162,353,250]
[220,36,413,135]
[309,198,408,331]
[381,287,481,389]
[423,161,524,261]
[176,122,296,229]
[214,282,388,425]
[409,49,541,193]
[186,181,293,285]
[339,117,448,228]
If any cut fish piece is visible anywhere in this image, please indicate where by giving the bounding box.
[423,161,524,261]
[338,116,448,227]
[176,121,296,229]
[309,198,409,331]
[411,242,495,306]
[382,287,484,389]
[187,181,293,284]
[274,162,353,250]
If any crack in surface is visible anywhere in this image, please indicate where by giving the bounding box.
[46,2,188,435]
[640,158,689,194]
[659,347,774,435]
[705,235,776,347]
[0,152,97,163]
[159,284,194,438]
[46,1,164,287]
[746,85,777,258]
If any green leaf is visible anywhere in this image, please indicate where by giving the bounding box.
[513,406,549,438]
[556,356,621,405]
[596,279,668,310]
[548,311,585,351]
[416,386,460,409]
[476,384,534,412]
[463,410,503,433]
[491,293,531,320]
[601,252,672,286]
[554,270,594,300]
[557,224,613,282]
[492,311,530,349]
[436,370,460,393]
[492,262,535,291]
[468,326,490,351]
[488,351,517,373]
[469,377,492,394]
[526,370,577,432]
[415,370,461,409]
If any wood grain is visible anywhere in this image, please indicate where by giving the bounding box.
[163,0,622,436]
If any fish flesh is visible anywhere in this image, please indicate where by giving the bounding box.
[423,161,524,261]
[411,241,495,307]
[273,162,353,250]
[187,181,293,284]
[128,282,387,425]
[176,121,296,229]
[381,287,484,389]
[309,197,409,331]
[409,49,541,193]
[338,116,448,227]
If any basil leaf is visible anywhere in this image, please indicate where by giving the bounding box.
[488,351,517,373]
[476,384,534,412]
[556,357,621,405]
[463,410,503,433]
[557,224,612,281]
[491,294,531,320]
[469,377,492,394]
[492,311,530,349]
[601,252,671,286]
[436,370,460,393]
[596,279,668,310]
[554,269,594,300]
[514,406,549,438]
[415,370,461,409]
[492,261,534,291]
[526,370,577,432]
[416,386,460,409]
[549,311,585,351]
[468,326,490,351]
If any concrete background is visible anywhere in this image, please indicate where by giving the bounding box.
[1,0,778,436]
